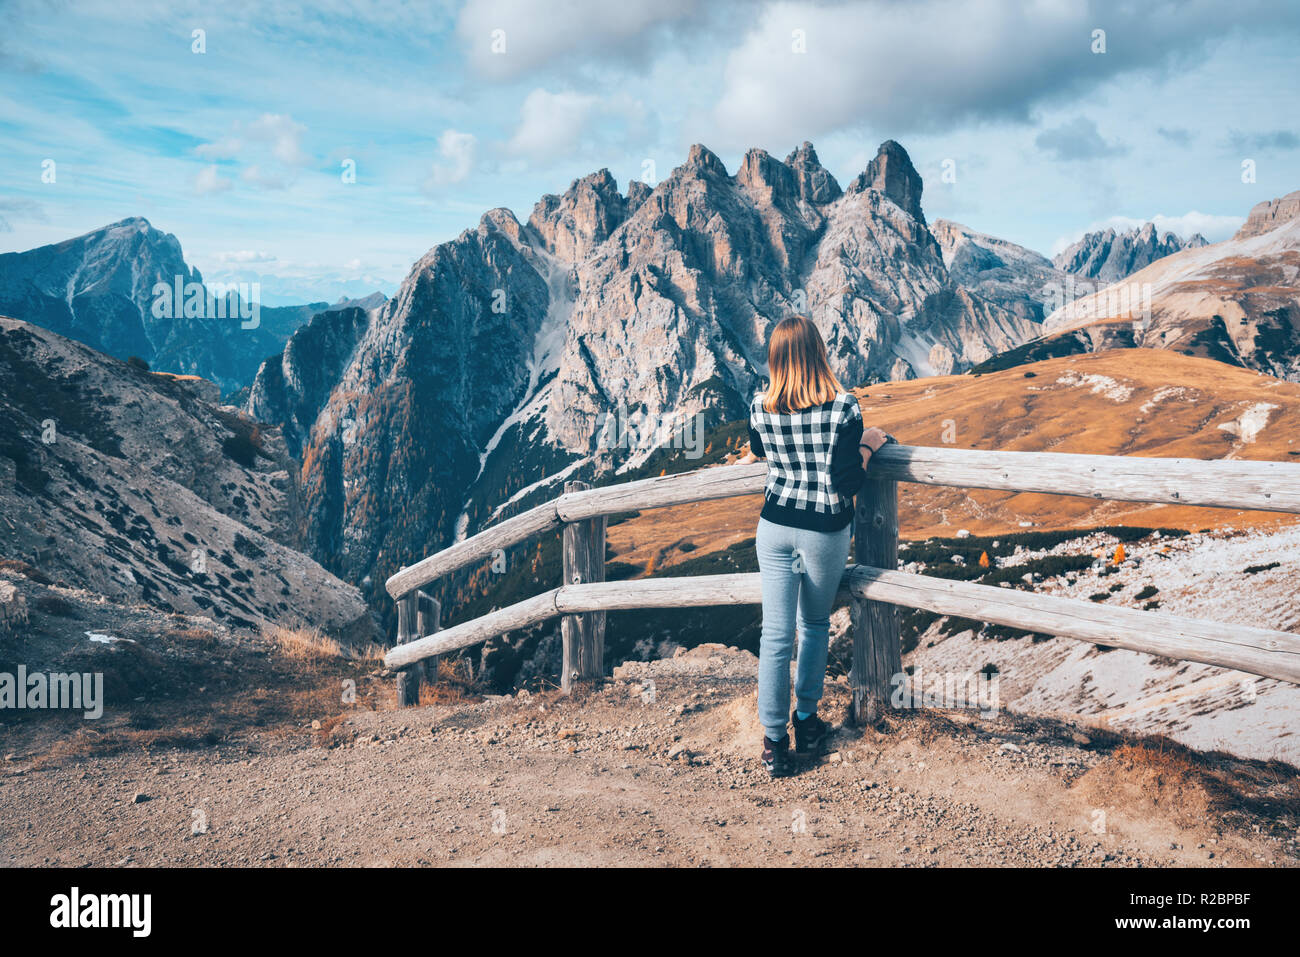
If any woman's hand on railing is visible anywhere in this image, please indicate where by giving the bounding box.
[860,427,889,469]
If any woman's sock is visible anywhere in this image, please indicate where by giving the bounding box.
[796,709,812,721]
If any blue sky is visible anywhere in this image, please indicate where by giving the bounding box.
[2,0,1298,305]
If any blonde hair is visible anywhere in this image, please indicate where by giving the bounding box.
[762,315,845,413]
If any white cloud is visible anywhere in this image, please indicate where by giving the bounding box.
[1035,117,1126,161]
[193,135,243,161]
[218,250,278,264]
[1147,212,1245,242]
[0,197,47,232]
[241,164,292,190]
[195,114,310,167]
[194,165,233,195]
[246,113,310,167]
[507,89,598,159]
[707,0,1300,149]
[193,113,311,191]
[425,130,478,189]
[457,0,700,79]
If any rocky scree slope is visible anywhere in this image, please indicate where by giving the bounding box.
[0,316,375,641]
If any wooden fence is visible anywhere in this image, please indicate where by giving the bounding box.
[383,444,1300,722]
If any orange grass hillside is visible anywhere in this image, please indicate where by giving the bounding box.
[608,349,1300,572]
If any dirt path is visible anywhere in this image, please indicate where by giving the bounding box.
[2,645,1296,867]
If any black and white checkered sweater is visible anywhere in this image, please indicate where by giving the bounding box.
[747,391,866,532]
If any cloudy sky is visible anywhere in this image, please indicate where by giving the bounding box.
[2,0,1298,304]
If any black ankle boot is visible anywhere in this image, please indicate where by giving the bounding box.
[762,734,793,778]
[792,711,831,758]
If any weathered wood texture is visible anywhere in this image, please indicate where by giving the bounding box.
[385,447,1300,598]
[384,502,562,598]
[851,477,901,725]
[560,481,606,693]
[843,566,1300,684]
[383,568,1300,685]
[417,592,440,684]
[868,445,1300,513]
[386,589,561,669]
[394,591,421,707]
[556,462,769,521]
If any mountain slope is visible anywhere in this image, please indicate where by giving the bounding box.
[0,316,375,641]
[293,209,553,589]
[1041,199,1300,381]
[932,219,1072,323]
[245,305,377,459]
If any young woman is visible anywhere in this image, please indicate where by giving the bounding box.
[737,315,890,778]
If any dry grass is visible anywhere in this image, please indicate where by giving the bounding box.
[163,626,223,651]
[1073,739,1212,828]
[264,624,383,666]
[19,621,393,768]
[268,624,348,663]
[1072,735,1300,833]
[31,723,223,768]
[0,558,53,585]
[415,658,483,707]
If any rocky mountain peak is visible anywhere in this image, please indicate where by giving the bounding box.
[846,140,925,223]
[480,206,526,243]
[0,217,355,394]
[527,169,626,260]
[106,215,154,231]
[685,143,729,178]
[625,179,652,216]
[736,147,796,200]
[1052,222,1207,282]
[1234,189,1300,240]
[784,141,841,204]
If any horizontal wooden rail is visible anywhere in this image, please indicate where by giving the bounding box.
[386,497,565,599]
[385,446,1300,599]
[383,566,1300,686]
[872,446,1300,513]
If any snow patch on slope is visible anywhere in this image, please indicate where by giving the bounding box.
[1055,370,1134,402]
[1139,385,1191,414]
[1218,402,1278,444]
[453,243,579,541]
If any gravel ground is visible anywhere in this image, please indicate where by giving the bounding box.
[2,645,1296,868]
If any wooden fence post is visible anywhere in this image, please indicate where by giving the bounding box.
[850,476,902,725]
[395,591,421,707]
[417,591,441,685]
[561,480,606,694]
